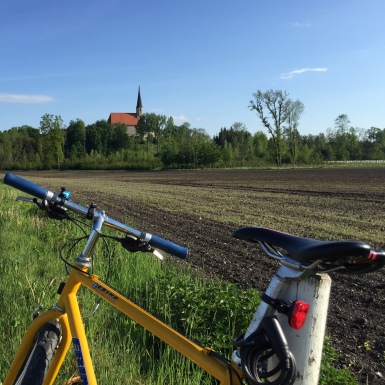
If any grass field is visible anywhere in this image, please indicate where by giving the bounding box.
[2,168,385,384]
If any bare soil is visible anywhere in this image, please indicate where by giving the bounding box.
[15,168,385,384]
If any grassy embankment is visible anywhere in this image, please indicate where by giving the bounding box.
[0,178,357,384]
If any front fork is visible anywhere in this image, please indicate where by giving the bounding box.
[3,260,93,385]
[3,308,65,385]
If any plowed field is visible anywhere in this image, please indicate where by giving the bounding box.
[13,168,385,383]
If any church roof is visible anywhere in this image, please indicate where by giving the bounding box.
[108,113,138,126]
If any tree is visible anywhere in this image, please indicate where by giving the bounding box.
[39,114,65,169]
[334,114,351,135]
[213,123,253,165]
[231,122,247,132]
[249,90,303,166]
[229,123,253,163]
[345,127,362,160]
[283,100,305,164]
[199,140,222,167]
[66,119,86,158]
[213,127,233,147]
[85,123,102,154]
[332,114,354,160]
[365,127,382,143]
[110,123,130,153]
[162,117,176,141]
[253,131,268,159]
[86,119,117,156]
[0,130,13,168]
[136,113,167,153]
[363,127,385,159]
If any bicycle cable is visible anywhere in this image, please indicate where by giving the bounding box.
[58,216,114,318]
[233,316,296,385]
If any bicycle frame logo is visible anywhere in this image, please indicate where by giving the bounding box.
[73,337,89,385]
[92,283,119,303]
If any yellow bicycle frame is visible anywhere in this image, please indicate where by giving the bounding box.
[4,263,244,385]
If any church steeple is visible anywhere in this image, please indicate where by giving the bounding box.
[136,85,143,118]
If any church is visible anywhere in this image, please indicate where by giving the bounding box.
[107,86,143,135]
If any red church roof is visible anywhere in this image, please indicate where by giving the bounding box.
[108,113,138,126]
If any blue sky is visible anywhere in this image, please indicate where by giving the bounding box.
[1,0,384,137]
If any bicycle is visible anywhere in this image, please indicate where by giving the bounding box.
[2,172,385,385]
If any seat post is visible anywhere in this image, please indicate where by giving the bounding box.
[268,273,332,384]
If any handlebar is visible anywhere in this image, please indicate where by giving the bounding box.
[3,172,188,260]
[4,172,54,201]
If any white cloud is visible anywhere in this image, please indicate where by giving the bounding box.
[0,93,55,104]
[172,115,188,124]
[293,22,311,28]
[280,68,328,79]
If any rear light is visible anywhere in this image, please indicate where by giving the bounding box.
[289,300,310,330]
[353,250,378,264]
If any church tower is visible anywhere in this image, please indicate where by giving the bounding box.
[136,85,143,118]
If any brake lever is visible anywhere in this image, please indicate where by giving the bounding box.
[17,196,44,210]
[16,196,36,203]
[118,235,164,260]
[152,249,164,260]
[16,196,70,220]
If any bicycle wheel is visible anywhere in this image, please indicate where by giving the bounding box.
[14,320,61,385]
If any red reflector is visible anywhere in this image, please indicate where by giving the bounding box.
[289,301,310,330]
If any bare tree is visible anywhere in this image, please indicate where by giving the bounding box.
[334,114,351,135]
[249,90,302,166]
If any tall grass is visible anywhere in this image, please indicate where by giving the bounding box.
[0,183,357,384]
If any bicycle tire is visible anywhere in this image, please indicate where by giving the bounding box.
[14,320,61,385]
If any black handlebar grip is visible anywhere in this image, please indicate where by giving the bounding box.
[3,173,53,200]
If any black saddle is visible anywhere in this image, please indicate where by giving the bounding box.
[233,226,385,274]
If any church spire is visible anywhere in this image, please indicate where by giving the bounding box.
[136,84,143,117]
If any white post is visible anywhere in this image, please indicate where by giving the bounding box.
[268,273,332,384]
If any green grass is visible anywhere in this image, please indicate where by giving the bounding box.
[319,338,358,384]
[0,182,357,384]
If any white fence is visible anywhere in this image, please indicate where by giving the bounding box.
[326,160,385,164]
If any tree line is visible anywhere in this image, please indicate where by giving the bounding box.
[1,90,384,170]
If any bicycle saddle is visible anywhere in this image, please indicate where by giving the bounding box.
[233,226,385,274]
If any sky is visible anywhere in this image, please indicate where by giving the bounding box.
[1,0,384,137]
